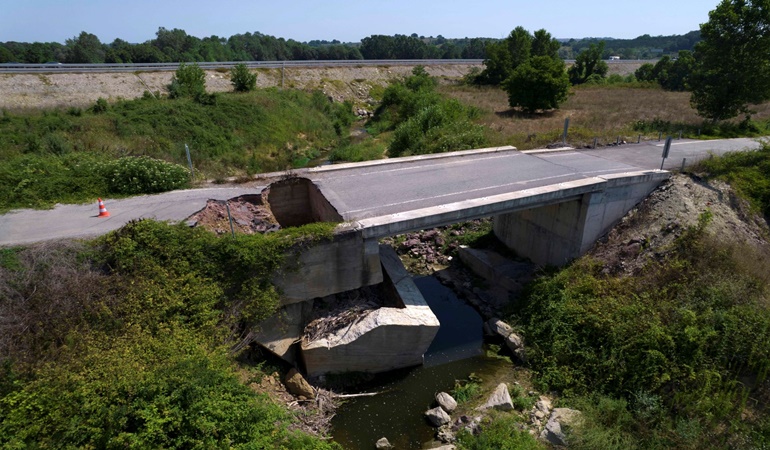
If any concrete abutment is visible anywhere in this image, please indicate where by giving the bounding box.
[493,172,667,266]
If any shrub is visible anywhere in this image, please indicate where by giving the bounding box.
[102,156,190,195]
[456,413,544,450]
[230,63,257,92]
[168,62,206,101]
[91,97,108,113]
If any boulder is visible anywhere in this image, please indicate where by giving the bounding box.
[477,383,513,411]
[425,406,452,427]
[540,408,582,446]
[487,318,513,337]
[375,437,393,449]
[284,368,315,399]
[436,392,458,412]
[505,332,524,352]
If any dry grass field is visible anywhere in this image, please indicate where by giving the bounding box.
[441,83,770,150]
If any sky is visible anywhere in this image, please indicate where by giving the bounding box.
[1,0,713,44]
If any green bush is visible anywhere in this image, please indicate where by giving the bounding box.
[168,62,207,101]
[230,63,257,92]
[517,209,770,446]
[451,374,483,404]
[371,67,487,157]
[699,143,770,217]
[456,413,544,450]
[103,156,190,195]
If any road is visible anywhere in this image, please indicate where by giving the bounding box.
[0,137,763,246]
[0,187,259,246]
[306,138,764,222]
[0,59,650,74]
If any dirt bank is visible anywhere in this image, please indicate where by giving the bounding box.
[0,64,479,111]
[0,61,645,111]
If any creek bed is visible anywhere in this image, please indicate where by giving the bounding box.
[330,275,513,449]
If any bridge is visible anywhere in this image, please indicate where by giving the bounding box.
[1,139,762,374]
[269,145,671,302]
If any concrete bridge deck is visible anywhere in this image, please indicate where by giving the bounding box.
[300,146,665,238]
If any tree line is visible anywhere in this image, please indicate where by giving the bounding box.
[0,27,700,64]
[0,29,493,64]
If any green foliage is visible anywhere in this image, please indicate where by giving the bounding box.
[230,63,257,92]
[690,0,770,120]
[568,42,609,85]
[504,55,570,113]
[567,396,639,450]
[91,97,108,113]
[0,220,342,448]
[0,330,338,449]
[456,413,544,450]
[0,153,189,212]
[372,67,487,157]
[0,89,350,210]
[451,373,483,404]
[478,27,570,112]
[477,27,533,85]
[699,143,770,218]
[168,62,207,101]
[103,156,190,195]
[517,207,770,446]
[328,139,386,162]
[509,384,537,411]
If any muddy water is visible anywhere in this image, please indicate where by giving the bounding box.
[330,275,512,449]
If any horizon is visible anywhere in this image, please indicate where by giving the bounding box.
[1,0,711,45]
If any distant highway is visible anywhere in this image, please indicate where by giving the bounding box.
[0,59,654,74]
[0,60,483,74]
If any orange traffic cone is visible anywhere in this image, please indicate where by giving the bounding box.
[97,198,110,218]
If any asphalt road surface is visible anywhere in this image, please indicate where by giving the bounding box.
[0,137,763,246]
[0,187,259,246]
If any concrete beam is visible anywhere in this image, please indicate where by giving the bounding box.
[301,245,440,376]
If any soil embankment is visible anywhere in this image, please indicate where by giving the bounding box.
[0,61,645,111]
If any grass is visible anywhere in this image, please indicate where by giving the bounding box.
[440,83,770,150]
[0,88,353,211]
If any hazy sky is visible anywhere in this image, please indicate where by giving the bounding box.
[1,0,713,44]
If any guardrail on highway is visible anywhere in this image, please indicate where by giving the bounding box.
[0,59,485,74]
[0,59,655,74]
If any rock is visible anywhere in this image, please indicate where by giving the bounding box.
[284,368,315,399]
[437,426,456,443]
[540,408,582,446]
[436,392,458,412]
[535,397,552,414]
[375,437,393,449]
[425,406,452,427]
[487,318,513,338]
[477,383,513,411]
[505,332,524,352]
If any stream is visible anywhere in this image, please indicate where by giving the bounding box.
[330,275,513,449]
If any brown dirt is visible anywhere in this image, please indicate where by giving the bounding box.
[0,61,651,111]
[0,64,481,111]
[590,173,770,275]
[186,194,280,236]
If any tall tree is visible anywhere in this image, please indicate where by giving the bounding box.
[504,55,570,113]
[568,41,608,85]
[65,32,105,63]
[531,29,560,58]
[690,0,770,121]
[477,27,532,85]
